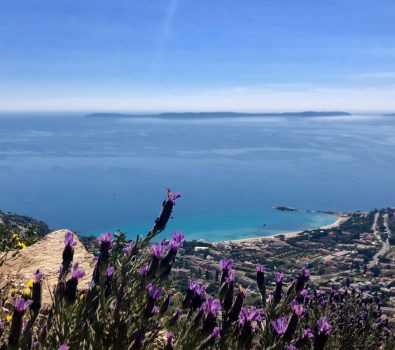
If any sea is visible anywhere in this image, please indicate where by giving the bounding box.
[1,112,394,242]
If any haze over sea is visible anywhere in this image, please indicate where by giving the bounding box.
[1,113,394,242]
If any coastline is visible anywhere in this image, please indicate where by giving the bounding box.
[213,213,349,245]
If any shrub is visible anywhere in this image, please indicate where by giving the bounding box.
[0,189,393,349]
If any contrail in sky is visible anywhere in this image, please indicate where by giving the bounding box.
[152,0,180,69]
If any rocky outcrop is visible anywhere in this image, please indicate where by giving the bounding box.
[0,230,94,306]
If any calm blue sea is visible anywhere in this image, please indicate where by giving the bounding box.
[1,113,394,241]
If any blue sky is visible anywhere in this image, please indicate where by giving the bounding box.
[0,0,394,111]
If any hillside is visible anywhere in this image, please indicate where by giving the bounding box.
[0,210,50,236]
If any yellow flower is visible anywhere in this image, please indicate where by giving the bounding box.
[26,279,35,288]
[6,314,12,322]
[11,233,19,240]
[23,288,31,296]
[17,242,27,249]
[80,293,85,300]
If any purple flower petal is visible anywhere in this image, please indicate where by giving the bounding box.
[172,231,185,244]
[33,269,43,283]
[150,243,166,258]
[275,272,284,283]
[71,262,85,280]
[13,295,33,312]
[303,328,313,338]
[290,299,304,316]
[271,316,288,336]
[219,258,234,272]
[256,264,265,273]
[146,283,163,300]
[167,188,182,202]
[205,297,221,315]
[64,231,76,247]
[239,306,261,326]
[212,327,221,342]
[138,264,149,277]
[99,232,113,244]
[123,241,135,255]
[316,316,332,335]
[106,266,115,278]
[300,267,310,277]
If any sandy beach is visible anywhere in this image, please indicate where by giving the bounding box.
[214,213,349,245]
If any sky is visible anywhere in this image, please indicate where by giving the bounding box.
[0,0,395,112]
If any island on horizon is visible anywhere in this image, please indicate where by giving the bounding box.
[86,111,352,119]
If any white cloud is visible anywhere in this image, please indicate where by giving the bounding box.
[0,85,394,112]
[355,72,395,79]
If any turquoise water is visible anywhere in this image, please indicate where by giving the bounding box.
[84,208,336,242]
[0,113,394,241]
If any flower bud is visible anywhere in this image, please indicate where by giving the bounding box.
[8,295,33,346]
[31,269,43,313]
[314,316,332,350]
[129,331,144,350]
[228,288,246,323]
[273,272,284,305]
[256,264,266,303]
[154,189,181,232]
[165,332,174,350]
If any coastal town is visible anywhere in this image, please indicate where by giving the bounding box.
[1,206,395,327]
[172,208,395,324]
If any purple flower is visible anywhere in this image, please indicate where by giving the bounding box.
[132,332,144,347]
[58,345,69,350]
[150,243,165,258]
[195,284,206,296]
[169,239,182,251]
[212,327,221,341]
[239,306,261,326]
[152,306,160,314]
[71,263,85,280]
[220,258,234,272]
[33,269,43,283]
[138,264,149,277]
[316,316,332,335]
[166,331,174,346]
[167,188,182,202]
[64,231,76,247]
[172,231,185,244]
[300,267,310,277]
[275,272,284,283]
[300,289,308,298]
[123,241,135,255]
[205,297,221,316]
[13,295,33,312]
[271,316,288,336]
[287,346,297,350]
[303,328,314,338]
[147,283,163,300]
[99,232,113,244]
[291,300,304,316]
[106,266,115,278]
[188,280,199,291]
[189,280,206,296]
[256,264,265,273]
[225,271,235,284]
